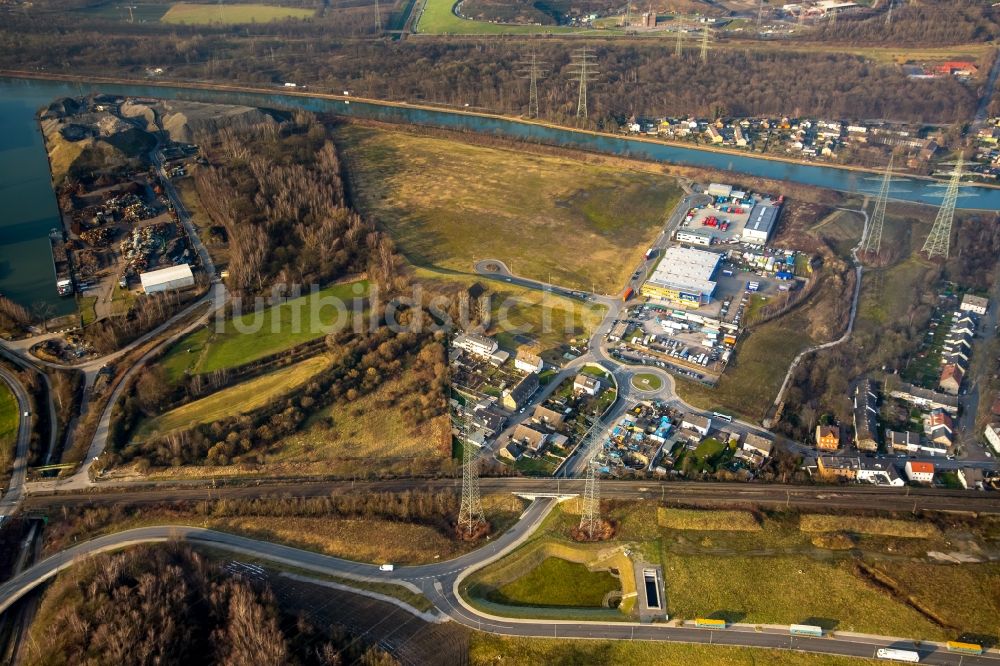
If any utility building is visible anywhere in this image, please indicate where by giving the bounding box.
[741,204,780,244]
[139,264,194,294]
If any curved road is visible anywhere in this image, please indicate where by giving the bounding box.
[0,501,997,665]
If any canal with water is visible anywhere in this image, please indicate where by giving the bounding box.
[2,75,999,309]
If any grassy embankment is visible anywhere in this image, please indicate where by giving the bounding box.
[469,636,881,666]
[464,502,1000,640]
[336,124,681,295]
[0,382,19,484]
[416,0,603,34]
[136,355,331,440]
[158,279,368,381]
[160,2,315,24]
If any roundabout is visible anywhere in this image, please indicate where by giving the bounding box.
[629,372,663,393]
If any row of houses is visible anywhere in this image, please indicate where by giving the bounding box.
[936,298,987,396]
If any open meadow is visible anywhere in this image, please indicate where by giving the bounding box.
[337,125,681,294]
[158,279,368,381]
[462,502,1000,641]
[160,2,315,24]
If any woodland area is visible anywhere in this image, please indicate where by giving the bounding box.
[0,11,981,124]
[775,213,1000,443]
[806,0,999,47]
[192,114,387,295]
[26,545,396,666]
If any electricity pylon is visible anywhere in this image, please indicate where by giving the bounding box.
[700,28,710,63]
[374,0,381,31]
[517,52,547,119]
[569,47,599,119]
[674,24,684,56]
[922,154,963,261]
[756,0,764,31]
[456,413,485,537]
[885,0,893,26]
[859,154,894,262]
[579,458,601,539]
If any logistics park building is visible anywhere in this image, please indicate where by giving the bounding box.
[640,246,721,307]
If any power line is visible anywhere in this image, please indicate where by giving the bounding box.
[517,52,548,119]
[859,153,894,263]
[456,412,485,538]
[922,153,963,261]
[579,457,601,539]
[568,47,599,119]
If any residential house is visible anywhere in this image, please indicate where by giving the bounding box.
[938,363,964,396]
[736,433,773,467]
[532,405,566,428]
[857,459,904,487]
[453,333,498,359]
[958,467,985,490]
[815,425,840,451]
[889,383,959,414]
[470,406,507,437]
[514,349,544,374]
[985,423,1000,455]
[573,374,600,397]
[887,430,920,454]
[960,294,989,315]
[904,461,935,484]
[923,409,953,448]
[705,126,724,144]
[734,125,748,147]
[501,372,540,411]
[498,442,522,461]
[511,423,548,453]
[817,456,857,481]
[853,380,879,452]
[681,413,711,436]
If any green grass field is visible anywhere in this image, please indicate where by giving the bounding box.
[159,280,367,381]
[337,125,681,293]
[487,557,619,608]
[657,508,761,532]
[160,2,315,24]
[416,0,603,34]
[0,383,19,481]
[137,355,330,439]
[469,636,881,666]
[630,372,663,391]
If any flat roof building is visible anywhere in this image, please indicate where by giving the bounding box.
[741,204,780,244]
[707,183,733,197]
[960,293,989,315]
[675,229,715,246]
[139,264,194,294]
[641,247,720,307]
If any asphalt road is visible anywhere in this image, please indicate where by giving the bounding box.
[0,501,998,665]
[0,367,31,520]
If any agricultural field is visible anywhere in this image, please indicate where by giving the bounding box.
[416,0,594,34]
[136,355,331,440]
[0,382,18,482]
[158,279,368,381]
[337,125,681,294]
[160,2,315,24]
[462,502,1000,641]
[469,636,881,666]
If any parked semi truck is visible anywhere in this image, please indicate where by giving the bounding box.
[875,648,919,662]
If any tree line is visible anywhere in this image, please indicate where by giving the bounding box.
[26,545,397,666]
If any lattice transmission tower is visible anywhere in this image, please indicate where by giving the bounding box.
[674,23,684,56]
[859,154,894,263]
[456,413,485,537]
[579,458,602,539]
[700,28,710,63]
[374,0,381,31]
[518,52,547,119]
[922,154,963,261]
[569,47,599,119]
[885,0,893,26]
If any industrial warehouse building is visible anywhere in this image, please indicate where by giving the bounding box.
[641,246,720,306]
[139,264,194,294]
[741,204,780,244]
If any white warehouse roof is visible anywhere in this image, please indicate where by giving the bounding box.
[645,246,720,295]
[743,204,780,237]
[140,263,193,290]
